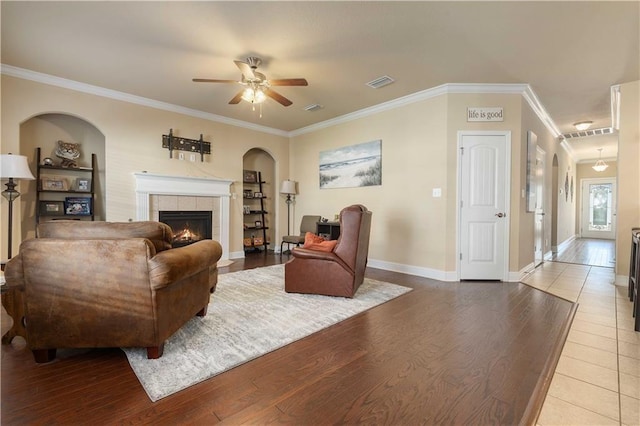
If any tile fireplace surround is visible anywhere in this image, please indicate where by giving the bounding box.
[134,173,233,260]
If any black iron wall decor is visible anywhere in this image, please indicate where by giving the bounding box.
[162,129,211,162]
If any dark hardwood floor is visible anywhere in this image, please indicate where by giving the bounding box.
[1,253,576,425]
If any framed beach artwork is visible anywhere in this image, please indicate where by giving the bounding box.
[319,140,382,189]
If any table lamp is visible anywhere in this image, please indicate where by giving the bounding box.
[1,154,35,259]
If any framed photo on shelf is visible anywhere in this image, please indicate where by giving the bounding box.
[243,205,251,214]
[254,220,262,228]
[243,190,253,198]
[243,170,258,183]
[75,177,91,192]
[39,201,64,216]
[254,192,263,198]
[65,197,92,216]
[41,177,68,191]
[253,237,264,246]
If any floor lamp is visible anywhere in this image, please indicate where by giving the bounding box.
[280,180,298,235]
[1,154,35,260]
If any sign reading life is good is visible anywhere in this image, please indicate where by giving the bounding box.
[467,107,504,122]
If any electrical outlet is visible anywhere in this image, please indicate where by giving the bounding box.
[189,154,196,162]
[178,152,184,160]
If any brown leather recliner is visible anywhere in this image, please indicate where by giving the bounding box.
[285,205,372,298]
[4,221,222,363]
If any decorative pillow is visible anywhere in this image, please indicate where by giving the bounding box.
[302,232,338,252]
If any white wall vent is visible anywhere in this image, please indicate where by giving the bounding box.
[561,127,614,140]
[366,75,395,89]
[303,104,323,112]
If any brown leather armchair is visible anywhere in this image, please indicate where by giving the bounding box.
[285,205,372,298]
[4,221,222,363]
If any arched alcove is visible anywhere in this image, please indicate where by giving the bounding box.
[20,113,106,241]
[242,148,275,254]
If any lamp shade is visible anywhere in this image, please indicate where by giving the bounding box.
[280,180,297,195]
[1,154,35,180]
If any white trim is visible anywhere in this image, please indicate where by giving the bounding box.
[456,130,512,281]
[2,64,561,140]
[615,275,628,287]
[511,262,536,282]
[0,64,288,138]
[610,84,621,130]
[367,258,457,282]
[229,250,246,260]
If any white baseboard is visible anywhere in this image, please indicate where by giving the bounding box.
[367,258,458,282]
[229,250,246,260]
[557,234,577,252]
[615,275,629,287]
[509,262,536,282]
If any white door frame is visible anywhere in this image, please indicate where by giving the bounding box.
[456,130,511,281]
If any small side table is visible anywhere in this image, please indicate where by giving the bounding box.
[317,221,341,240]
[1,284,27,345]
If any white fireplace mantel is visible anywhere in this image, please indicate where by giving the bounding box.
[134,172,233,260]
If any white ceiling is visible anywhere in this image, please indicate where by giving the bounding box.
[2,1,638,162]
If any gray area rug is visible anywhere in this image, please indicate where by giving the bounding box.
[123,264,412,401]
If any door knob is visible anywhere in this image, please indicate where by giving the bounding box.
[495,212,505,218]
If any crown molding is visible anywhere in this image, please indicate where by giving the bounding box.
[291,83,561,138]
[0,64,289,138]
[3,64,561,140]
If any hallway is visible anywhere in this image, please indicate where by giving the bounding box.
[549,238,616,268]
[529,235,638,424]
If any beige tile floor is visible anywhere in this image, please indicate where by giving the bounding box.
[522,262,640,426]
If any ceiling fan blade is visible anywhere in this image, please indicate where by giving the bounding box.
[192,78,237,83]
[264,88,293,107]
[228,91,243,104]
[234,60,255,80]
[269,78,308,87]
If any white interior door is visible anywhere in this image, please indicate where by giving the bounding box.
[459,132,510,280]
[581,178,616,239]
[534,147,546,266]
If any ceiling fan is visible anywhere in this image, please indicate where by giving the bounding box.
[192,57,308,107]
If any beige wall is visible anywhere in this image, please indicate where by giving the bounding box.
[1,75,290,257]
[615,80,640,280]
[291,91,555,277]
[291,96,450,274]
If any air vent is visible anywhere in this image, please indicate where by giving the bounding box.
[561,127,614,139]
[366,75,395,89]
[303,104,323,112]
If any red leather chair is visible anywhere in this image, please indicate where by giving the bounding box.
[284,205,372,298]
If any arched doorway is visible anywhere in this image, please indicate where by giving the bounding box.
[242,148,275,255]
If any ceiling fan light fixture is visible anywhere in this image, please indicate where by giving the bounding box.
[241,86,266,104]
[592,148,609,172]
[574,120,593,131]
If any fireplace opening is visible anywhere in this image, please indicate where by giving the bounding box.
[159,211,212,248]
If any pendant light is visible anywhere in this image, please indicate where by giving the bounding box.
[592,148,608,172]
